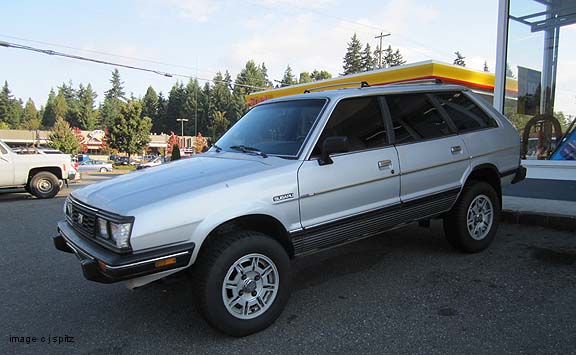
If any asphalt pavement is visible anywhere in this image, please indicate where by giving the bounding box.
[1,189,576,355]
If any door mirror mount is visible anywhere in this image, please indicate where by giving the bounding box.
[319,136,348,166]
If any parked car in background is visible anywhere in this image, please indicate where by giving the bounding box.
[136,156,164,170]
[114,156,135,165]
[78,159,113,172]
[1,140,70,198]
[12,146,78,180]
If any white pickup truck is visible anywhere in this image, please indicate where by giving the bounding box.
[0,139,70,198]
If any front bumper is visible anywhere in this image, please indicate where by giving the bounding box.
[53,220,195,284]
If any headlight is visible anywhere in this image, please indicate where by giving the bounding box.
[109,222,132,249]
[97,218,110,239]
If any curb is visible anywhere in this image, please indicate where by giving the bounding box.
[501,210,576,232]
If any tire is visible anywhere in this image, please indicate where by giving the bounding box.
[29,172,60,199]
[443,181,500,253]
[99,167,107,173]
[195,231,291,336]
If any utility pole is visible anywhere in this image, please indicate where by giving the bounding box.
[176,118,188,137]
[374,32,391,68]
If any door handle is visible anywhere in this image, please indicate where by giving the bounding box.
[450,146,462,154]
[378,160,392,169]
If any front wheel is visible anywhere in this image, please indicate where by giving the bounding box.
[99,167,108,173]
[195,231,291,336]
[28,172,60,199]
[443,182,500,253]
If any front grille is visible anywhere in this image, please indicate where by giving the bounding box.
[66,198,98,239]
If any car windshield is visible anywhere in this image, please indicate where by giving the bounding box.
[215,99,326,157]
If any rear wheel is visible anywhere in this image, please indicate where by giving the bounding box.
[29,172,60,199]
[195,231,291,336]
[443,182,500,253]
[99,167,108,172]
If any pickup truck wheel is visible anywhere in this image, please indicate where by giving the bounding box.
[443,182,500,253]
[195,231,291,336]
[29,172,60,199]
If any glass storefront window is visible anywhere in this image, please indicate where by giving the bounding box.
[504,0,576,160]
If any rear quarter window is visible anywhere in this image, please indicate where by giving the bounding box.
[434,92,498,132]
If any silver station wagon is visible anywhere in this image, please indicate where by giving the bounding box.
[53,83,525,336]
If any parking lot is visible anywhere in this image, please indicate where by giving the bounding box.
[2,175,576,355]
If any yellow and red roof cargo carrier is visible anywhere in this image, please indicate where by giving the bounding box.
[245,60,518,106]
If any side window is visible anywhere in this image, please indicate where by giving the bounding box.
[312,96,387,156]
[386,93,453,144]
[434,92,498,132]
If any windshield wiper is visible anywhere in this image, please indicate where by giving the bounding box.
[212,144,222,152]
[229,145,268,158]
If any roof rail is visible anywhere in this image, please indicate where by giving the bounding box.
[385,78,444,86]
[303,81,370,94]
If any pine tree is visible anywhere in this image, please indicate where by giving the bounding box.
[0,81,13,127]
[54,92,68,123]
[100,69,126,129]
[281,65,297,87]
[299,72,312,84]
[154,92,167,134]
[209,110,230,141]
[58,81,79,127]
[77,83,97,130]
[389,49,406,67]
[49,117,82,154]
[42,89,57,128]
[141,86,158,121]
[201,82,213,135]
[311,70,332,81]
[453,51,466,67]
[361,43,375,71]
[165,82,186,135]
[342,33,363,75]
[232,60,269,123]
[105,69,126,100]
[212,71,233,115]
[23,98,41,130]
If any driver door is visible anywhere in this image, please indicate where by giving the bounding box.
[297,96,401,251]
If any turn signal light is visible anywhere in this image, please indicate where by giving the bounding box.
[155,258,176,268]
[97,260,107,271]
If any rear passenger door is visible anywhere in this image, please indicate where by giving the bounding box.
[384,93,469,204]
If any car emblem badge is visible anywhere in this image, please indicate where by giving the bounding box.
[77,213,84,224]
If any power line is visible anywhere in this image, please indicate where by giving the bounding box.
[0,40,268,91]
[0,34,221,77]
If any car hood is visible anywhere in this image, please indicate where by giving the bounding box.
[71,153,291,215]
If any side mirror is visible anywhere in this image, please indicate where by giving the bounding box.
[319,136,348,166]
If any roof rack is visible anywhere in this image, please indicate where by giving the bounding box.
[304,81,370,94]
[385,78,444,86]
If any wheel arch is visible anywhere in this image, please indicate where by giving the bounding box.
[28,167,63,182]
[464,163,502,208]
[198,214,295,260]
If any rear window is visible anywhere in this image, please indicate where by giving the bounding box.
[433,92,498,132]
[386,93,453,144]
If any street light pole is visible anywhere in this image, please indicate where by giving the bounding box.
[374,32,391,68]
[176,118,189,137]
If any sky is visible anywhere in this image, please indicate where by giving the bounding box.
[0,0,573,116]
